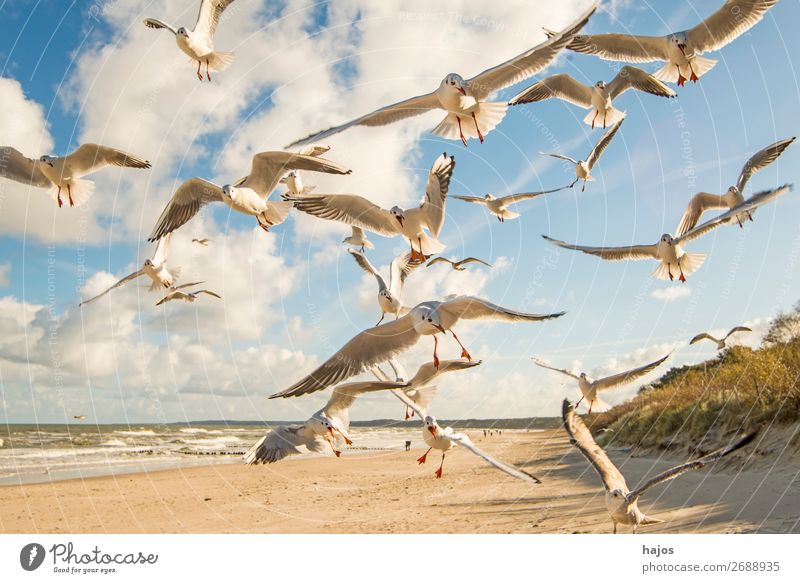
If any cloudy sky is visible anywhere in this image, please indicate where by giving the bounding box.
[1,0,798,424]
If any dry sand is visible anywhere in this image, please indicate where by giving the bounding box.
[1,428,798,534]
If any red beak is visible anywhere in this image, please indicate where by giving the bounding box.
[434,324,446,334]
[428,426,437,437]
[457,87,466,96]
[396,216,404,227]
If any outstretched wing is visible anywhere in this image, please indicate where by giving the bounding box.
[148,178,224,241]
[587,118,624,169]
[246,151,351,196]
[450,433,542,484]
[690,332,717,345]
[457,257,493,268]
[437,295,566,328]
[347,248,388,293]
[289,193,400,236]
[65,143,151,176]
[451,195,488,204]
[407,359,482,389]
[324,379,409,423]
[0,147,52,187]
[143,18,178,35]
[725,326,752,340]
[426,257,455,268]
[736,137,795,193]
[562,399,628,492]
[564,33,670,63]
[606,66,676,100]
[418,153,455,237]
[501,185,566,205]
[532,358,580,381]
[243,425,307,465]
[193,0,237,41]
[509,73,593,108]
[542,234,658,261]
[541,152,579,165]
[467,4,597,100]
[80,270,145,306]
[627,430,759,503]
[687,0,780,54]
[594,353,671,392]
[389,251,423,296]
[675,192,729,236]
[197,290,222,299]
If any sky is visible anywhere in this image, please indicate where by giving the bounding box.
[1,0,798,425]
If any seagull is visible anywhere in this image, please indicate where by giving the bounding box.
[533,353,670,414]
[80,234,180,306]
[269,296,565,399]
[287,152,454,261]
[509,66,676,129]
[0,144,150,208]
[559,0,780,86]
[156,282,222,306]
[347,249,422,325]
[244,376,410,464]
[426,257,492,271]
[541,119,624,191]
[191,238,211,246]
[543,184,793,282]
[452,185,566,222]
[342,226,375,251]
[676,137,795,235]
[690,326,752,350]
[72,415,86,421]
[285,5,597,148]
[379,367,540,483]
[279,144,332,194]
[562,399,758,533]
[148,151,351,241]
[144,0,238,82]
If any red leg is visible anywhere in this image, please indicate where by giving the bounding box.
[679,265,686,283]
[56,185,63,208]
[575,395,584,408]
[404,406,410,421]
[451,330,472,361]
[417,447,432,464]
[197,61,203,81]
[689,62,698,83]
[471,112,484,143]
[433,335,440,369]
[206,59,211,82]
[375,313,385,327]
[456,117,467,147]
[591,111,597,129]
[434,453,445,478]
[67,183,74,207]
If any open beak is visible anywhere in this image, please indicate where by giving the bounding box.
[395,215,404,227]
[457,87,466,96]
[677,43,686,53]
[434,324,446,334]
[428,426,437,437]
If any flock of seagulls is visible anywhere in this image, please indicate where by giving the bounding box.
[2,0,790,533]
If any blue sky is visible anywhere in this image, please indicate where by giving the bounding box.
[1,0,799,424]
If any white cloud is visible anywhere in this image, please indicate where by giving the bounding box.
[650,285,691,302]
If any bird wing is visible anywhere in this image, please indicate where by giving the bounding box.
[675,192,729,236]
[426,257,455,268]
[269,315,422,398]
[156,291,184,306]
[690,332,718,345]
[606,66,676,100]
[736,137,795,193]
[676,184,792,245]
[197,290,222,299]
[564,32,670,63]
[508,74,593,107]
[243,425,307,465]
[418,153,455,237]
[437,295,566,328]
[324,379,409,422]
[143,18,178,35]
[466,4,597,100]
[391,386,433,419]
[65,143,151,176]
[347,248,388,293]
[725,326,752,340]
[531,358,580,381]
[449,433,542,484]
[541,152,579,164]
[501,185,566,205]
[0,147,52,187]
[407,359,482,388]
[172,280,206,291]
[148,178,224,241]
[151,232,173,266]
[687,0,780,54]
[288,193,400,235]
[80,269,145,306]
[542,234,658,261]
[451,195,488,204]
[594,352,671,392]
[627,430,759,504]
[457,257,493,268]
[389,251,423,296]
[562,399,628,492]
[298,144,331,157]
[193,0,236,41]
[586,118,624,169]
[246,151,351,196]
[285,92,440,148]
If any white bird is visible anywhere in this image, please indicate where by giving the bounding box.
[559,0,780,86]
[380,367,540,483]
[347,249,422,325]
[191,238,211,246]
[72,415,86,421]
[342,226,374,251]
[244,376,409,464]
[541,119,624,191]
[562,399,758,533]
[144,0,238,82]
[509,66,676,129]
[543,184,792,282]
[676,137,795,235]
[288,152,454,260]
[270,296,566,399]
[690,326,752,350]
[279,171,314,195]
[156,282,222,306]
[533,353,670,414]
[452,185,566,222]
[80,234,180,306]
[285,6,597,148]
[426,257,492,271]
[148,151,351,241]
[0,144,150,208]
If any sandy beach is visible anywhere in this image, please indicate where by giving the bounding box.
[1,428,797,534]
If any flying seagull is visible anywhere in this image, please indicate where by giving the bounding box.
[452,185,566,222]
[676,137,795,235]
[562,399,758,533]
[342,226,375,251]
[348,249,422,325]
[533,352,670,414]
[287,153,454,260]
[0,144,150,208]
[543,184,793,282]
[148,151,351,241]
[73,415,86,421]
[690,326,752,350]
[80,234,180,306]
[541,119,624,191]
[426,257,493,271]
[269,296,566,399]
[285,5,597,147]
[509,66,676,129]
[558,0,780,86]
[156,282,222,306]
[191,238,211,246]
[144,0,238,81]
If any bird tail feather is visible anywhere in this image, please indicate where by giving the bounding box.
[679,252,706,277]
[416,232,446,256]
[431,102,507,141]
[584,107,625,128]
[262,201,293,227]
[49,178,95,207]
[207,51,235,72]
